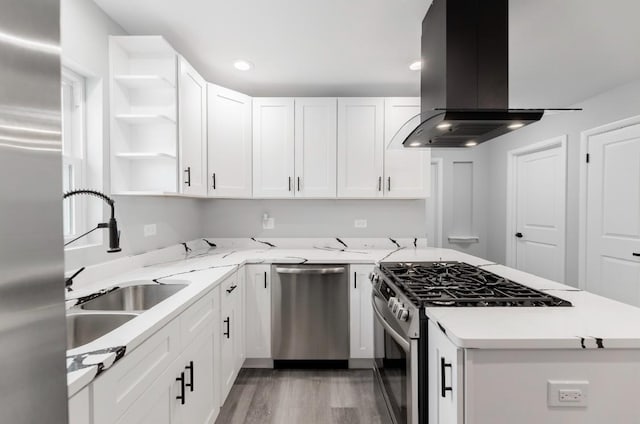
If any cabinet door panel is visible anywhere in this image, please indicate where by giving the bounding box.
[428,321,463,424]
[179,57,207,196]
[245,265,271,358]
[337,98,384,198]
[180,322,217,424]
[253,98,295,197]
[384,97,430,198]
[207,84,252,197]
[295,98,337,197]
[349,265,374,359]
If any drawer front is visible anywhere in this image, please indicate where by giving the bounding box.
[93,319,180,424]
[180,288,218,350]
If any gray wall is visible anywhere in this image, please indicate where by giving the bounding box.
[202,199,426,238]
[62,0,204,270]
[483,80,640,286]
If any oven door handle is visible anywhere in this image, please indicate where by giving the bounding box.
[371,293,411,352]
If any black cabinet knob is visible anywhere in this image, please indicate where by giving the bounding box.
[633,252,640,257]
[515,232,523,238]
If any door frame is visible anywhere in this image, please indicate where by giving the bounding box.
[505,135,567,273]
[428,157,444,247]
[578,115,640,289]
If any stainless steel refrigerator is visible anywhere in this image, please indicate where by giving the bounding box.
[0,0,69,422]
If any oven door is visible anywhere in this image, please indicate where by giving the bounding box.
[372,291,419,424]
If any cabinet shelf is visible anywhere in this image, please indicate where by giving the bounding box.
[114,152,176,160]
[113,75,175,89]
[115,114,176,125]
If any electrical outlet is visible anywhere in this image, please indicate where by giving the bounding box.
[143,224,157,237]
[548,381,588,407]
[263,217,275,230]
[354,219,368,228]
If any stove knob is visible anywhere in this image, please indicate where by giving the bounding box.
[397,308,410,322]
[392,301,402,314]
[387,297,397,309]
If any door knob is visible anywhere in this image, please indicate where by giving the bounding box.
[633,252,640,257]
[515,232,523,238]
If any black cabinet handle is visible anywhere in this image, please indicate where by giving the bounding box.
[176,372,186,404]
[387,177,391,191]
[378,176,382,192]
[212,173,216,189]
[288,176,292,191]
[185,361,194,392]
[440,357,453,398]
[515,232,523,238]
[264,271,267,289]
[297,176,301,191]
[224,317,230,339]
[354,271,357,289]
[633,253,640,257]
[226,284,237,294]
[184,167,191,187]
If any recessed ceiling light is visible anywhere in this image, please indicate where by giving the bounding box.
[437,122,451,130]
[233,60,253,71]
[409,61,422,71]
[409,141,422,147]
[508,122,524,129]
[465,141,477,147]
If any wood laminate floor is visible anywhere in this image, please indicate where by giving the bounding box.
[215,368,393,424]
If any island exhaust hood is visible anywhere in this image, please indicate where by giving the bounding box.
[393,0,572,149]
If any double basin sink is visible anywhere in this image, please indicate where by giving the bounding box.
[67,282,187,350]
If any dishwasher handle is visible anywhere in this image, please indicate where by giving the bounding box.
[275,266,346,275]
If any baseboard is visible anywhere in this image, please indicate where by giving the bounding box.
[242,358,274,368]
[349,358,374,369]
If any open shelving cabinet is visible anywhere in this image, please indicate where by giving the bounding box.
[109,36,179,195]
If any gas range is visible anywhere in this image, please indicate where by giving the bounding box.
[370,261,572,336]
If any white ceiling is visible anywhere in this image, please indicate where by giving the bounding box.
[93,0,640,105]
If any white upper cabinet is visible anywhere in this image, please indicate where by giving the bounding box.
[337,98,385,198]
[383,97,431,198]
[207,84,252,197]
[178,57,207,196]
[252,98,295,198]
[294,98,337,198]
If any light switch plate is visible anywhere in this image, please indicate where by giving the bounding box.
[548,380,588,407]
[143,224,157,237]
[354,219,367,228]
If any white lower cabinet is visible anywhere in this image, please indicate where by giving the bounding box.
[349,265,375,359]
[428,321,464,424]
[69,386,91,424]
[245,264,271,359]
[219,271,245,400]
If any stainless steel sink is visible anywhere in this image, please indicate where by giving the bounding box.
[79,283,187,311]
[67,313,137,349]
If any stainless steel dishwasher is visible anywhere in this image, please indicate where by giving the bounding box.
[272,264,349,364]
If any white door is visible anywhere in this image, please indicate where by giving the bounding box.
[294,98,337,198]
[337,97,384,198]
[349,265,374,359]
[586,124,640,304]
[245,265,271,358]
[383,97,431,198]
[509,140,566,282]
[207,84,252,198]
[178,57,207,196]
[252,98,295,197]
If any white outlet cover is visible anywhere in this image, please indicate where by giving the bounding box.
[263,217,275,229]
[354,219,367,228]
[143,224,157,237]
[548,380,588,407]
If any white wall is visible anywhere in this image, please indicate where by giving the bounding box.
[484,79,640,286]
[202,199,426,238]
[62,0,204,270]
